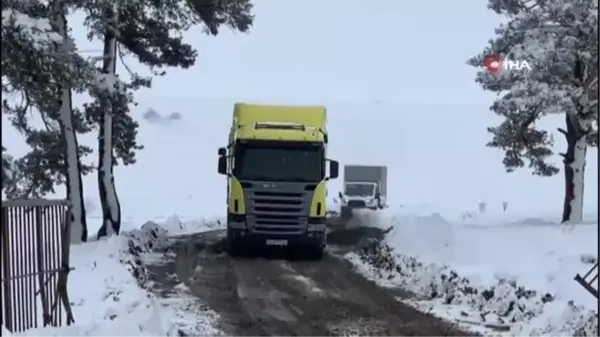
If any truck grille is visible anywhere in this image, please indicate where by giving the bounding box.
[250,191,305,234]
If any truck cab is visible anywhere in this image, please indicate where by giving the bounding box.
[217,103,339,258]
[342,181,383,210]
[340,165,388,213]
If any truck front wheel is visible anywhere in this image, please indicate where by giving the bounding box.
[227,231,245,257]
[306,245,324,260]
[227,239,240,256]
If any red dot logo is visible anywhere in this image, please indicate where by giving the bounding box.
[484,55,502,73]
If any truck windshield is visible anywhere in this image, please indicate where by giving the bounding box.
[345,184,375,197]
[233,142,324,182]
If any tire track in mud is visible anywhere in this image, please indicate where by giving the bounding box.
[285,257,468,336]
[229,258,319,336]
[146,229,473,336]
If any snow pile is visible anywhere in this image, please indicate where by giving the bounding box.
[12,218,221,336]
[120,221,170,287]
[119,220,222,336]
[158,215,225,236]
[344,210,598,336]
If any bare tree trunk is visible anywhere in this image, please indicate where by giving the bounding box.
[561,60,595,224]
[97,0,122,239]
[560,113,579,223]
[53,1,88,243]
[561,127,587,224]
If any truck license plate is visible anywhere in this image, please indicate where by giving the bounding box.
[266,239,288,246]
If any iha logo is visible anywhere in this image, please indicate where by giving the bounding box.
[484,55,532,73]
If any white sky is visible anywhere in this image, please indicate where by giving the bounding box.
[3,0,598,219]
[135,0,503,104]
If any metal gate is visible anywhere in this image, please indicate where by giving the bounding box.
[575,263,599,299]
[1,199,75,333]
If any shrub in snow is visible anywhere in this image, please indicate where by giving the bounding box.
[142,109,182,125]
[167,112,181,120]
[529,301,598,337]
[355,239,598,336]
[478,202,486,214]
[579,253,598,265]
[143,108,161,121]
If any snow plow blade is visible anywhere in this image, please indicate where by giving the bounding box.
[574,263,598,299]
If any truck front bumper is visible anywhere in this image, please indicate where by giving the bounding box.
[227,219,326,248]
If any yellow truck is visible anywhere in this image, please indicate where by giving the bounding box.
[217,103,339,258]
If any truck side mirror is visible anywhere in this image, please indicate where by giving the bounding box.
[218,156,227,175]
[218,147,227,156]
[329,160,339,179]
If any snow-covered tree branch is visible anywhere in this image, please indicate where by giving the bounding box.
[2,3,94,242]
[79,0,255,239]
[468,0,598,223]
[2,0,255,241]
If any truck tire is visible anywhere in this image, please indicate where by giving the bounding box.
[306,245,324,260]
[341,206,352,221]
[227,238,244,257]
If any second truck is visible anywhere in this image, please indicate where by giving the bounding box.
[339,165,388,219]
[217,103,339,258]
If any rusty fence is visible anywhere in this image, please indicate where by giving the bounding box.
[574,263,599,299]
[1,199,75,333]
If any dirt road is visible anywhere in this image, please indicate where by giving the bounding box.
[147,229,472,336]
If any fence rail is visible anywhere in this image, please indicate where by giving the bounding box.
[574,263,599,299]
[1,199,75,333]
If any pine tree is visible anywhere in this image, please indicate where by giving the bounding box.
[468,0,598,223]
[2,2,93,243]
[80,0,254,238]
[2,1,122,242]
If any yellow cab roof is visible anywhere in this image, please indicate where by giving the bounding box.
[231,103,327,143]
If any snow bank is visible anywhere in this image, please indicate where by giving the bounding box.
[118,219,223,336]
[343,210,598,336]
[12,217,222,336]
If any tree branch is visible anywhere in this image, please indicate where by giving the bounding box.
[518,103,543,147]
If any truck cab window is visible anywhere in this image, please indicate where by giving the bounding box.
[233,143,324,182]
[345,184,375,197]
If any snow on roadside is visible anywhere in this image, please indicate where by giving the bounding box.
[343,210,598,336]
[11,217,223,336]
